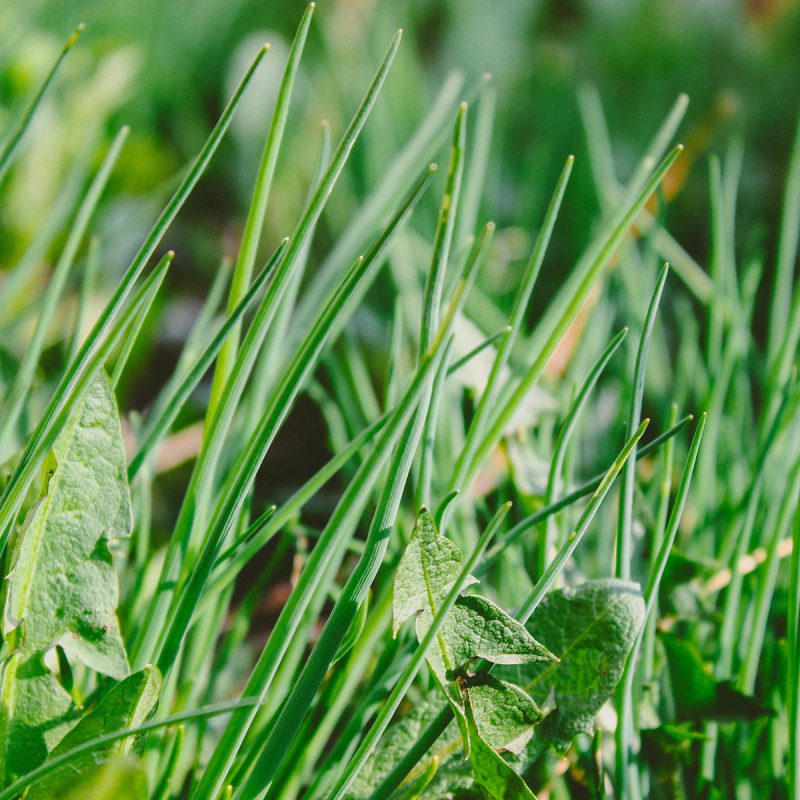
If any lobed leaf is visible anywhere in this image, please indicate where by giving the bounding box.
[392,508,476,636]
[3,373,131,680]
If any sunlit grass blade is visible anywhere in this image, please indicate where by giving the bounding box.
[416,101,468,507]
[616,263,669,581]
[206,3,314,418]
[456,73,495,247]
[461,147,682,494]
[478,414,693,575]
[767,107,800,370]
[0,23,84,181]
[293,69,464,331]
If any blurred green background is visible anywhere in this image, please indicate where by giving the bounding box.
[1,0,798,462]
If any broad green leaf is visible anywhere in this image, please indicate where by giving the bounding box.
[462,675,542,754]
[417,594,555,681]
[660,633,770,723]
[518,579,645,747]
[0,651,74,782]
[27,665,162,800]
[3,372,132,680]
[392,508,476,636]
[463,694,536,800]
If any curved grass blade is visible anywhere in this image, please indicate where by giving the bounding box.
[616,263,669,581]
[0,24,84,182]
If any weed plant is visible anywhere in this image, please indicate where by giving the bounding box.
[0,7,798,799]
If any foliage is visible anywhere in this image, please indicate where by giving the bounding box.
[0,3,797,799]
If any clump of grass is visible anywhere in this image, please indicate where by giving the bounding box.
[0,6,797,800]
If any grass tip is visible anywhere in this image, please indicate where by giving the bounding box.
[428,163,438,173]
[308,1,316,7]
[166,250,176,259]
[419,504,428,512]
[567,154,575,164]
[504,325,513,333]
[503,500,513,510]
[676,143,685,153]
[481,71,493,83]
[459,101,468,113]
[260,42,271,54]
[320,118,330,129]
[67,23,86,46]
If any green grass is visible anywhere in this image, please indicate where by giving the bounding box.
[0,5,798,799]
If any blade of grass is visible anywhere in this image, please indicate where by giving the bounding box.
[767,107,800,369]
[416,102,468,508]
[539,327,628,576]
[206,3,314,418]
[293,70,465,331]
[616,263,669,581]
[445,154,574,514]
[478,414,693,575]
[0,23,84,181]
[127,238,288,479]
[461,147,683,500]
